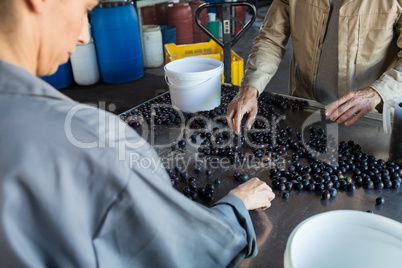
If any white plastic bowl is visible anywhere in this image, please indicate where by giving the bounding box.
[284,210,402,268]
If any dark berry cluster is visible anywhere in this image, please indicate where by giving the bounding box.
[121,89,306,130]
[120,88,238,129]
[171,139,187,151]
[121,88,399,204]
[233,172,249,182]
[271,136,401,201]
[167,165,219,202]
[261,95,308,111]
[306,127,336,154]
[120,94,183,127]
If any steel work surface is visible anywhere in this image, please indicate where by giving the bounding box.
[121,86,401,268]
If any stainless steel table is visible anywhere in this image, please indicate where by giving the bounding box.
[121,85,401,268]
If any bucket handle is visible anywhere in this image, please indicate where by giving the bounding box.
[165,76,213,90]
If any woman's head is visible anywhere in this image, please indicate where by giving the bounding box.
[0,0,98,76]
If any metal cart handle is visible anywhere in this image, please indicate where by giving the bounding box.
[194,2,256,84]
[194,2,256,48]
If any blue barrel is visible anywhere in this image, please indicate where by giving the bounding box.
[160,25,176,45]
[91,2,144,83]
[204,0,220,17]
[40,61,73,89]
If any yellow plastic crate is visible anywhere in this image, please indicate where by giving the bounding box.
[164,40,244,86]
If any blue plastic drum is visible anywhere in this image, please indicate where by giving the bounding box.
[40,61,73,89]
[160,25,176,45]
[91,2,144,83]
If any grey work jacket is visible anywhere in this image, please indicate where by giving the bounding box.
[0,61,257,268]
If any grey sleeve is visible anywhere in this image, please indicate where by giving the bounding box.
[92,170,258,268]
[211,195,258,267]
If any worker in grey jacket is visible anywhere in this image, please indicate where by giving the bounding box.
[227,0,402,134]
[0,0,275,267]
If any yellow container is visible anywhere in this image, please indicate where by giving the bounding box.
[164,40,244,86]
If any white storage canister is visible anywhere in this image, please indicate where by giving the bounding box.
[142,25,164,68]
[70,27,100,86]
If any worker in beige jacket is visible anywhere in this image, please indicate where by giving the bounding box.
[227,0,402,134]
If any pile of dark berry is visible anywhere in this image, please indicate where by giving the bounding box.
[271,138,401,200]
[164,164,220,202]
[120,88,306,130]
[120,88,401,202]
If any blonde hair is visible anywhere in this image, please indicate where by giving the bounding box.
[0,0,17,33]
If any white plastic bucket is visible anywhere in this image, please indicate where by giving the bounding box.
[142,25,164,68]
[284,210,402,268]
[383,96,402,164]
[382,96,402,135]
[164,57,223,113]
[70,38,100,86]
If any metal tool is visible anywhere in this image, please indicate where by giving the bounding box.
[195,2,256,84]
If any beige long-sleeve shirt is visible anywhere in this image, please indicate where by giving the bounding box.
[243,0,402,107]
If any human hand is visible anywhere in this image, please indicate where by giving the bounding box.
[226,86,259,135]
[229,177,275,211]
[325,87,382,126]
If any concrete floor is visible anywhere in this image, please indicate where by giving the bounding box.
[61,2,292,115]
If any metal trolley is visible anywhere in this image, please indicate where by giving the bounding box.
[195,2,257,84]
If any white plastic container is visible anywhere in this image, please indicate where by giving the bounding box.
[164,57,223,113]
[207,12,216,22]
[70,38,100,86]
[142,25,164,68]
[383,96,402,164]
[284,210,402,268]
[383,96,402,134]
